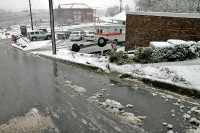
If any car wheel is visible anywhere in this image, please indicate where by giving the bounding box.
[32,37,36,41]
[113,39,118,44]
[47,35,51,40]
[72,43,80,52]
[97,37,106,47]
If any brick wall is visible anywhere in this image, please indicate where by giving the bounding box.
[125,13,200,50]
[55,8,93,23]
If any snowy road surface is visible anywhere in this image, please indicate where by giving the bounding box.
[0,39,200,133]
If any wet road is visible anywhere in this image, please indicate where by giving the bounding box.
[0,39,200,133]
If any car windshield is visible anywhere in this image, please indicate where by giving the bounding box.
[71,32,79,34]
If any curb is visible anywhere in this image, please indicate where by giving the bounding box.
[119,73,200,99]
[38,54,105,73]
[142,78,200,99]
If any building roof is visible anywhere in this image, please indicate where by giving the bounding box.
[126,11,200,19]
[110,11,126,21]
[59,3,91,9]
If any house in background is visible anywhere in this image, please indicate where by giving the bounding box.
[54,3,94,25]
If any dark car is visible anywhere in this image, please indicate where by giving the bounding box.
[57,31,71,39]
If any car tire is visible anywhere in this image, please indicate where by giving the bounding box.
[72,43,80,52]
[113,39,118,44]
[97,37,106,47]
[32,37,36,41]
[47,35,51,40]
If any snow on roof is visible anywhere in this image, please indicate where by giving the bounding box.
[99,17,113,22]
[126,11,200,19]
[59,3,91,9]
[111,11,126,21]
[150,41,174,49]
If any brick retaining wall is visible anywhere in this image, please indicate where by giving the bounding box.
[125,12,200,50]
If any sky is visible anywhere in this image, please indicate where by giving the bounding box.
[0,0,135,11]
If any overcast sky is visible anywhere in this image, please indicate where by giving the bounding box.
[0,0,135,11]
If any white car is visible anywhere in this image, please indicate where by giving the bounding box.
[84,31,94,41]
[69,31,85,41]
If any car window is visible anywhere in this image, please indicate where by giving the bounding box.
[40,32,45,34]
[71,32,79,34]
[30,32,34,35]
[35,32,39,34]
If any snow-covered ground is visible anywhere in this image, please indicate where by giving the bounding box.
[10,38,200,93]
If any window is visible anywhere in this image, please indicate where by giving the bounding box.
[74,11,81,15]
[120,29,122,33]
[100,29,102,33]
[35,32,39,34]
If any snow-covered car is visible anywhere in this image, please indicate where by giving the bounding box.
[84,31,94,41]
[69,31,85,41]
[27,30,51,41]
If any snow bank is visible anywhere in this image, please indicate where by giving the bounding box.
[150,41,174,49]
[33,49,110,73]
[11,38,52,51]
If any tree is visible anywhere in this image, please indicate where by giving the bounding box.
[134,0,199,13]
[106,6,120,17]
[124,5,131,12]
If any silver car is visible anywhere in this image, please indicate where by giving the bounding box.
[27,30,51,41]
[69,31,85,41]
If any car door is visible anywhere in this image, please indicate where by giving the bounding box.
[39,31,46,39]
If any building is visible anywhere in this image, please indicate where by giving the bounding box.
[125,12,200,50]
[55,3,94,25]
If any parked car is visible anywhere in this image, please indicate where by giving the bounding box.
[27,30,51,41]
[57,31,71,39]
[84,31,94,41]
[69,31,85,41]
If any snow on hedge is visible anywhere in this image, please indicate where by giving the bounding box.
[150,41,174,49]
[167,39,197,46]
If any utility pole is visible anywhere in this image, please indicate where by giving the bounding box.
[28,0,33,30]
[49,0,56,54]
[197,0,200,13]
[119,0,122,12]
